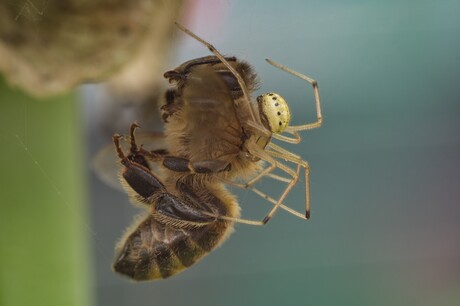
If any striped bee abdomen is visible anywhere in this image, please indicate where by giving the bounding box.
[113,189,235,281]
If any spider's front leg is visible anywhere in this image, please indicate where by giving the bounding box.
[265,59,323,139]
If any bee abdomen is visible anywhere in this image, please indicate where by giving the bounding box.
[113,215,230,281]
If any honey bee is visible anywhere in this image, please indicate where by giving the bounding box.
[109,23,323,280]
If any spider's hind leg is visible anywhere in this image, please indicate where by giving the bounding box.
[266,142,311,219]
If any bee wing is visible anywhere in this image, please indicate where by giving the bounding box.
[92,132,167,191]
[183,66,240,129]
[182,66,242,160]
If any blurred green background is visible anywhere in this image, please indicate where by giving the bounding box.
[1,0,459,306]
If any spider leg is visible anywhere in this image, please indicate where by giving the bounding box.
[174,22,258,124]
[211,139,309,225]
[260,160,300,223]
[267,142,311,219]
[272,131,301,144]
[266,59,323,143]
[217,169,307,220]
[209,141,300,226]
[250,185,306,219]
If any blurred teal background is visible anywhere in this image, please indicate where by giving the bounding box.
[94,1,459,305]
[1,0,460,306]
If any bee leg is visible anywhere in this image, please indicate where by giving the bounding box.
[128,122,140,154]
[113,133,166,199]
[114,133,219,220]
[122,122,168,169]
[161,156,231,174]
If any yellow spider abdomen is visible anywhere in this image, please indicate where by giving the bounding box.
[257,93,291,133]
